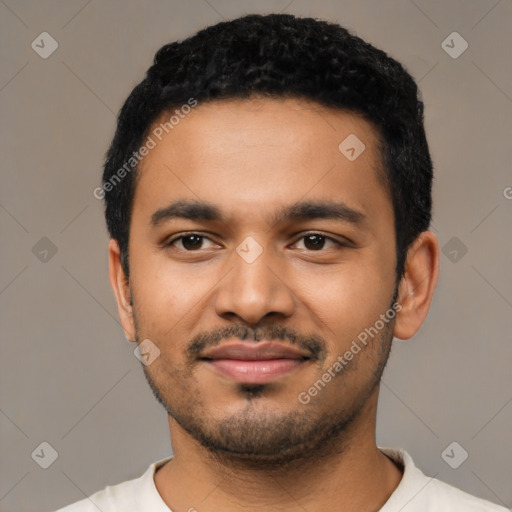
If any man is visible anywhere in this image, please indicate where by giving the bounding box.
[56,13,507,512]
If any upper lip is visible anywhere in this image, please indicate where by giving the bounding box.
[200,340,311,361]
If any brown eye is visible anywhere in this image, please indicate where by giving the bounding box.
[180,235,204,250]
[166,234,216,251]
[294,233,341,251]
[303,234,327,250]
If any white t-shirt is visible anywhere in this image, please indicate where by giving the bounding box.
[53,447,509,511]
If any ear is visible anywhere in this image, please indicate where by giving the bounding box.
[393,230,439,340]
[108,239,136,342]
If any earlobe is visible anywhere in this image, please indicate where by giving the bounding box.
[108,239,136,342]
[393,231,440,340]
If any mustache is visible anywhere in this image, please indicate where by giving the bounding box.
[187,324,326,362]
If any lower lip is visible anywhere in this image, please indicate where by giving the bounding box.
[204,358,306,384]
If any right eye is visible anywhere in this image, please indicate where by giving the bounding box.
[165,233,219,251]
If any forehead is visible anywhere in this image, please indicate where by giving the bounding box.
[133,97,392,229]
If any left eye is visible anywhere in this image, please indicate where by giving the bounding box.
[292,233,341,251]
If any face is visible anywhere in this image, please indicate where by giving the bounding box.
[119,98,401,465]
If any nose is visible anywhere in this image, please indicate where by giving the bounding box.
[213,241,296,325]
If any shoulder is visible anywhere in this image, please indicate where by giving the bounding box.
[378,447,509,512]
[52,478,137,512]
[52,457,173,512]
[425,477,509,511]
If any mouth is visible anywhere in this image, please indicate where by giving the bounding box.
[199,340,312,384]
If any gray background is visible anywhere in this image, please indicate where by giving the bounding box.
[1,1,511,511]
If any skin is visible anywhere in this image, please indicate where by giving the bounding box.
[109,97,439,512]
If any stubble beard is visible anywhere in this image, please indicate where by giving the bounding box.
[138,319,395,471]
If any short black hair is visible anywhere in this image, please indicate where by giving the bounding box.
[102,13,433,283]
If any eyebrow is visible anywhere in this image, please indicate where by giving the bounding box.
[150,199,366,228]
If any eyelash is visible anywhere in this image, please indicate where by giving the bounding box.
[164,232,349,252]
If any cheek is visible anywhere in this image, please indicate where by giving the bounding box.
[129,248,227,348]
[128,252,198,333]
[297,261,394,346]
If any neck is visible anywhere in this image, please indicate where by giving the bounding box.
[154,393,403,512]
